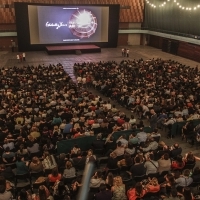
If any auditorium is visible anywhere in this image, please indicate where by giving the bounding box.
[0,0,200,199]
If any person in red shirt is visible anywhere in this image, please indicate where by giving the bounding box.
[117,116,125,126]
[171,154,185,170]
[73,128,84,138]
[48,167,62,183]
[127,182,147,200]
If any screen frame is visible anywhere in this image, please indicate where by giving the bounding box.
[15,2,120,51]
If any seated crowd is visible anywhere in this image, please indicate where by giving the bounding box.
[0,60,199,200]
[74,59,200,137]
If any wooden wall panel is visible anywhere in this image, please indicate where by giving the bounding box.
[119,23,129,29]
[117,33,128,46]
[0,36,17,50]
[149,35,164,49]
[0,0,144,24]
[178,42,200,63]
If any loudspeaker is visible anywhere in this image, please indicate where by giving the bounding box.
[76,50,82,55]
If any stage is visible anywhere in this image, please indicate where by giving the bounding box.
[45,44,101,55]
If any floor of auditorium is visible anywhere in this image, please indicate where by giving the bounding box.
[1,45,200,163]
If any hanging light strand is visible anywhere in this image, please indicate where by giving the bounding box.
[145,0,200,11]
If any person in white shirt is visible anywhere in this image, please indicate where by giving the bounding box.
[116,134,128,147]
[105,100,112,110]
[144,153,158,175]
[82,76,86,85]
[121,48,124,56]
[164,118,176,126]
[16,54,20,62]
[77,76,82,86]
[126,49,129,57]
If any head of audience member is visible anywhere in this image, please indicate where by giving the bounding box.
[124,153,132,166]
[117,141,122,148]
[5,147,10,153]
[113,176,123,187]
[165,173,175,186]
[87,149,94,157]
[158,141,166,150]
[95,171,103,179]
[127,142,134,150]
[134,156,141,164]
[163,153,170,160]
[97,133,102,140]
[147,153,155,161]
[106,172,114,186]
[76,150,82,157]
[193,167,200,175]
[32,156,41,165]
[176,154,184,166]
[18,188,29,200]
[150,177,159,186]
[182,169,190,178]
[51,167,59,177]
[66,161,73,169]
[186,152,195,162]
[173,143,180,149]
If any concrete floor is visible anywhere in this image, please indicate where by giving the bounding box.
[1,45,200,163]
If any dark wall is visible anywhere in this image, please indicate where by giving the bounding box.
[143,0,200,36]
[148,35,200,62]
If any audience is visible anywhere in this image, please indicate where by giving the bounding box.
[0,59,200,199]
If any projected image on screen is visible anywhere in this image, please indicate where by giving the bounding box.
[69,9,97,39]
[28,5,109,44]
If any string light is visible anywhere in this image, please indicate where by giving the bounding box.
[145,0,200,11]
[145,0,156,8]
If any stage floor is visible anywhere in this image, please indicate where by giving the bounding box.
[46,44,101,55]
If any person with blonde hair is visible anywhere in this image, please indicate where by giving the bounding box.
[111,176,127,200]
[63,161,76,178]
